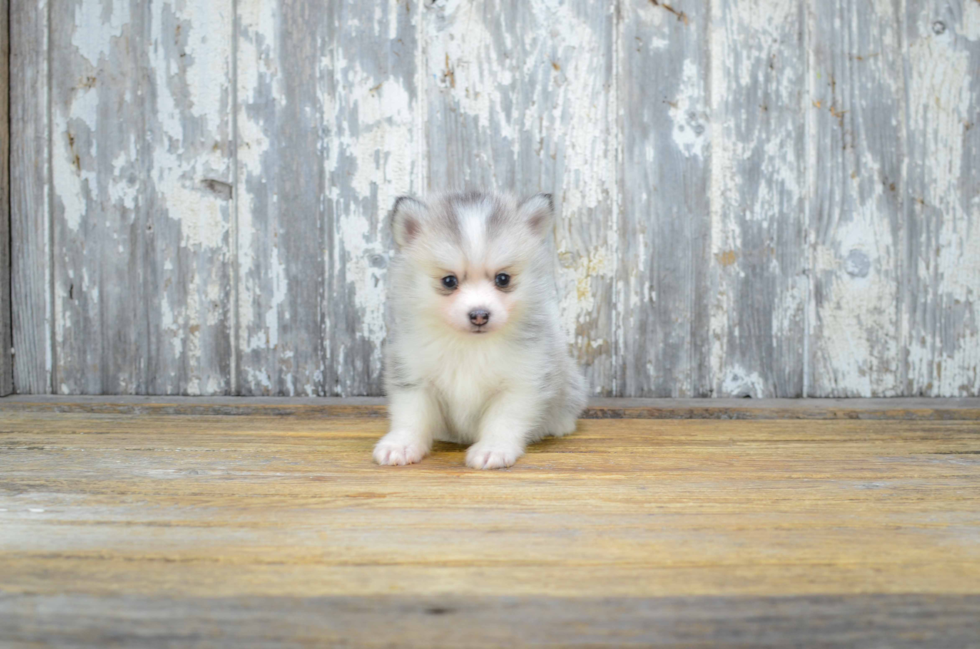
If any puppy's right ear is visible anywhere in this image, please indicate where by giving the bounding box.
[517,193,555,239]
[390,196,428,249]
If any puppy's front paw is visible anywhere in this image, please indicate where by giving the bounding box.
[465,442,523,470]
[373,432,429,466]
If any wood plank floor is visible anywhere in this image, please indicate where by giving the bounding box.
[1,400,979,647]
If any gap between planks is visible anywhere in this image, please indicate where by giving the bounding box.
[0,396,978,420]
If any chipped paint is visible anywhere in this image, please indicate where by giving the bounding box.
[668,59,707,159]
[323,0,418,396]
[13,0,980,397]
[905,4,980,396]
[45,0,234,394]
[720,363,768,398]
[964,1,980,41]
[326,59,414,385]
[235,0,276,363]
[72,0,129,66]
[709,0,806,397]
[807,0,905,397]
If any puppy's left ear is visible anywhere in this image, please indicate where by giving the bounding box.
[390,196,428,249]
[517,193,555,238]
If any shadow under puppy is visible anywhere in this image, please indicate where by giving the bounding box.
[375,191,587,470]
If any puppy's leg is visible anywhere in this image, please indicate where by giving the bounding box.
[547,369,586,438]
[465,395,537,470]
[374,389,440,466]
[547,409,579,438]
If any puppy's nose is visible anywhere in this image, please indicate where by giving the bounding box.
[468,309,490,326]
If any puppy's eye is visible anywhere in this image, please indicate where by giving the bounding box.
[494,273,511,288]
[441,275,458,290]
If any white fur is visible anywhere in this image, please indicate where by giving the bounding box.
[375,192,587,469]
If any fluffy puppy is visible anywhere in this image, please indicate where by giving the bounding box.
[374,191,587,470]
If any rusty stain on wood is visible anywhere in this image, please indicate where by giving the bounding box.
[715,250,738,267]
[442,53,455,89]
[650,0,690,25]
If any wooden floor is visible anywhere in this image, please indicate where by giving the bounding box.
[1,398,979,647]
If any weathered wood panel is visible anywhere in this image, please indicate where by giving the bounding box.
[48,0,234,394]
[904,0,980,396]
[236,0,417,396]
[49,0,144,394]
[709,0,808,397]
[7,0,980,397]
[323,2,419,396]
[10,0,52,394]
[808,0,905,396]
[619,0,710,397]
[0,0,11,396]
[236,0,326,396]
[424,0,618,395]
[142,0,235,394]
[2,408,980,645]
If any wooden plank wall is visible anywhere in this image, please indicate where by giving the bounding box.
[0,0,9,395]
[7,0,980,397]
[0,0,14,396]
[11,0,52,395]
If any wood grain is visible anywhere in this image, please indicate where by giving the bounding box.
[10,0,52,394]
[48,0,234,394]
[235,0,326,396]
[619,0,710,397]
[709,0,808,397]
[1,407,979,645]
[0,0,11,396]
[424,0,618,395]
[3,594,979,648]
[808,0,905,396]
[7,0,980,398]
[323,1,419,397]
[904,0,980,396]
[141,0,235,395]
[236,0,417,397]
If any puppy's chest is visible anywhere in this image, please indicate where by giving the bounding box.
[422,345,515,434]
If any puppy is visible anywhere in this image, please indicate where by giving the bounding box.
[374,191,587,469]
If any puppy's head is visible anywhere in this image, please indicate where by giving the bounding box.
[389,192,554,337]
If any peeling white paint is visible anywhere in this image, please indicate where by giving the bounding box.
[51,0,235,393]
[963,1,980,41]
[263,244,287,352]
[151,2,232,251]
[160,293,181,359]
[426,0,516,150]
[337,66,414,203]
[906,15,979,395]
[669,59,707,159]
[236,0,293,393]
[109,149,138,210]
[709,0,806,396]
[306,1,421,395]
[25,0,980,398]
[720,364,767,398]
[53,87,99,234]
[807,0,905,397]
[73,0,129,66]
